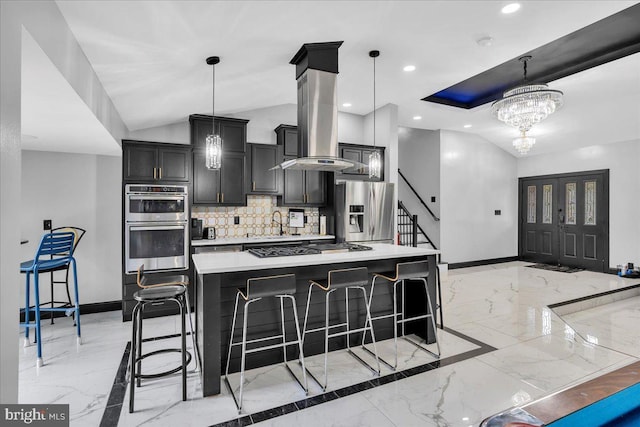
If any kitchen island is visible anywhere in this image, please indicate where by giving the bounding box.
[192,243,440,396]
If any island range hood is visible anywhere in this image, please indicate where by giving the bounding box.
[273,41,366,172]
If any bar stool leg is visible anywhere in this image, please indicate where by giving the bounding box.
[238,299,254,412]
[136,303,144,388]
[359,286,380,375]
[129,303,141,413]
[223,294,241,409]
[24,272,31,347]
[280,297,287,363]
[183,288,199,372]
[180,296,187,401]
[301,283,314,347]
[393,281,399,368]
[34,272,43,367]
[422,278,441,357]
[71,259,81,344]
[286,295,308,393]
[345,287,350,350]
[323,290,332,390]
[401,280,406,337]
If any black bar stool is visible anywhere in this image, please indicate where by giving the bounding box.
[129,266,193,413]
[225,273,307,413]
[363,260,440,370]
[302,267,380,391]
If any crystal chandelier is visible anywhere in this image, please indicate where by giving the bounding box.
[368,50,382,179]
[205,56,222,170]
[491,56,563,135]
[512,131,536,155]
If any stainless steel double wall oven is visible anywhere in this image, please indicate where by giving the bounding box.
[124,184,189,274]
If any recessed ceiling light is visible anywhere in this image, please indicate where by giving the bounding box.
[463,124,472,128]
[342,103,352,107]
[403,65,416,72]
[501,3,521,14]
[476,36,494,47]
[413,116,422,120]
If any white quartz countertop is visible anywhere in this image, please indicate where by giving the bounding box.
[192,243,440,274]
[191,234,334,246]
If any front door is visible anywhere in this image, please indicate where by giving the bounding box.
[519,170,609,272]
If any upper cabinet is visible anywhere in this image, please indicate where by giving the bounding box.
[123,140,191,183]
[246,143,282,195]
[190,115,248,205]
[275,125,327,206]
[275,124,300,157]
[337,143,385,182]
[189,114,248,153]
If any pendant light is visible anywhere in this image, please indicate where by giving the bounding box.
[491,56,563,151]
[368,50,382,179]
[205,56,222,170]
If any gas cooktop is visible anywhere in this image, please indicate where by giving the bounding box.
[247,243,372,258]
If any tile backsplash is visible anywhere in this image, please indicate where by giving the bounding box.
[192,195,320,238]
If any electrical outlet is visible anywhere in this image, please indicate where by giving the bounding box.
[43,219,52,230]
[234,216,240,225]
[431,196,436,203]
[304,215,308,224]
[494,210,501,216]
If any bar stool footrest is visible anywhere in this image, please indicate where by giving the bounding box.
[134,348,192,380]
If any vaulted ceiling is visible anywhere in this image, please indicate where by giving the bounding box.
[22,1,640,157]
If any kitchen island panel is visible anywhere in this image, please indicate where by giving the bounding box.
[194,244,440,397]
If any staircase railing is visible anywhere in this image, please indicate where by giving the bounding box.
[398,201,437,250]
[398,169,440,222]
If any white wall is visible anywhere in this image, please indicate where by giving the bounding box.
[440,130,518,264]
[21,151,122,305]
[1,0,23,404]
[518,139,640,268]
[398,127,441,248]
[127,121,190,145]
[1,0,128,400]
[131,104,367,148]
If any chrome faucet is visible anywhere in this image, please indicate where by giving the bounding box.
[272,210,284,236]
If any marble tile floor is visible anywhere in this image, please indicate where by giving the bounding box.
[17,261,640,426]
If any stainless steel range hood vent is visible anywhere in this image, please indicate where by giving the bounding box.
[273,41,365,172]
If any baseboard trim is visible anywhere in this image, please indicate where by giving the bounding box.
[19,300,121,322]
[448,256,519,270]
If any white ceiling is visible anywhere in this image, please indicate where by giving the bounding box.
[22,1,640,157]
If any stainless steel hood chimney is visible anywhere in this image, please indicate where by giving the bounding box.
[273,41,365,172]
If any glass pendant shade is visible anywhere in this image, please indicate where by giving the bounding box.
[492,83,563,133]
[368,49,381,179]
[368,150,382,178]
[205,133,222,169]
[512,132,536,155]
[205,55,222,170]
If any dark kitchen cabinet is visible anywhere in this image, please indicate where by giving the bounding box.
[337,143,384,181]
[275,124,300,157]
[280,156,326,206]
[189,115,248,153]
[247,143,281,194]
[193,151,245,205]
[275,125,327,206]
[123,140,191,183]
[190,115,248,205]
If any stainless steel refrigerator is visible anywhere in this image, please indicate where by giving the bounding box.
[335,181,395,243]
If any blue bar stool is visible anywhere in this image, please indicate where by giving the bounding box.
[302,267,380,391]
[20,231,81,367]
[225,274,307,413]
[129,265,193,413]
[363,260,440,370]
